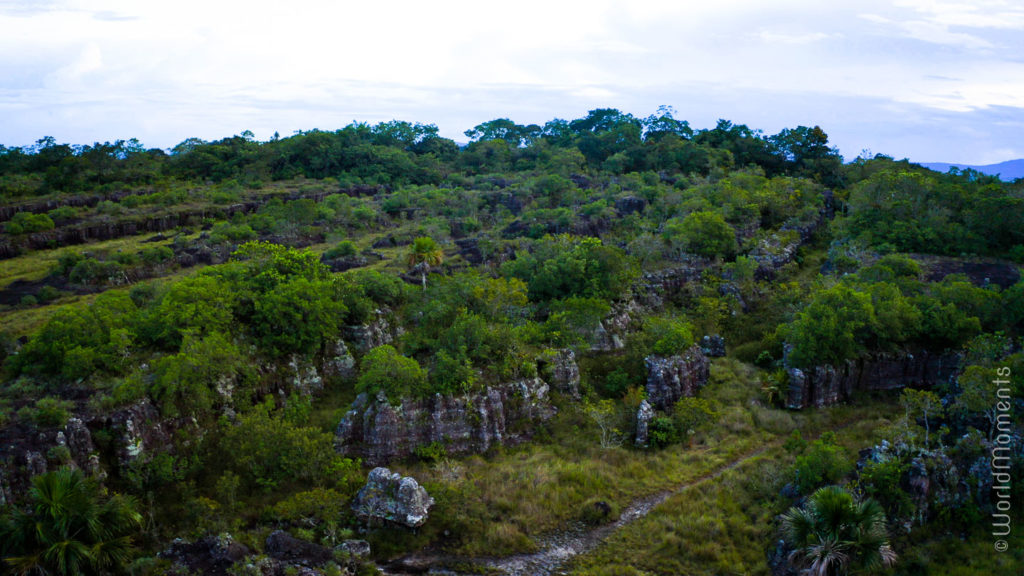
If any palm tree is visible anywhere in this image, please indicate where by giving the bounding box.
[2,468,143,575]
[407,236,443,290]
[781,485,897,576]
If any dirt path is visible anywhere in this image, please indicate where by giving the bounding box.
[381,442,780,576]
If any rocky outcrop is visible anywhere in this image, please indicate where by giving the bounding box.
[538,349,581,398]
[59,417,100,475]
[700,334,726,358]
[590,300,641,352]
[160,534,251,576]
[323,339,356,380]
[634,400,655,447]
[336,378,555,465]
[343,309,401,353]
[352,467,434,528]
[785,351,961,409]
[105,400,171,468]
[615,196,647,216]
[644,346,711,410]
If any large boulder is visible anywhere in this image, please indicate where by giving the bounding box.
[352,467,434,528]
[644,346,711,410]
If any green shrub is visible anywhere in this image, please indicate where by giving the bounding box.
[793,432,853,493]
[29,397,74,428]
[324,240,358,259]
[356,345,428,400]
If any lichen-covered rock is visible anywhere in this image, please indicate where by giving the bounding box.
[159,533,250,576]
[336,378,555,465]
[785,351,961,409]
[343,308,401,353]
[63,417,99,475]
[644,346,711,410]
[700,334,726,358]
[635,400,655,447]
[615,196,647,216]
[324,339,356,380]
[352,467,434,528]
[589,300,640,352]
[106,399,170,468]
[338,539,371,558]
[288,355,323,396]
[539,349,580,398]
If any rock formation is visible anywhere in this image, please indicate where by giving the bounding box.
[644,346,711,410]
[352,467,434,528]
[634,400,655,447]
[336,378,555,465]
[785,350,961,409]
[539,349,581,398]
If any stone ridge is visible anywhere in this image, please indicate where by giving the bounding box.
[335,377,555,465]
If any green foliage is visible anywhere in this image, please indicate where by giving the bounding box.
[4,211,55,234]
[252,277,344,356]
[151,331,248,418]
[27,396,74,428]
[781,486,897,575]
[1,468,143,576]
[644,316,695,356]
[502,234,638,301]
[665,210,737,258]
[782,284,874,368]
[219,398,359,491]
[793,432,854,493]
[324,239,358,259]
[356,345,428,400]
[672,396,718,437]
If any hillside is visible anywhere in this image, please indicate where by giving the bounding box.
[920,158,1024,181]
[0,110,1022,576]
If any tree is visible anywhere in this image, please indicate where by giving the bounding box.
[357,345,428,400]
[783,285,875,368]
[665,211,737,259]
[781,486,897,576]
[900,388,942,448]
[1,468,142,575]
[407,236,444,290]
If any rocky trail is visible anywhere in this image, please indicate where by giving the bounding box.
[380,442,780,576]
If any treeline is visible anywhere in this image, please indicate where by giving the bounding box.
[0,108,844,196]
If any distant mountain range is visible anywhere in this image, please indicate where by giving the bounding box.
[919,159,1024,181]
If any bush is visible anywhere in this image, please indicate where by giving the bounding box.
[29,397,74,428]
[356,345,428,400]
[324,240,358,259]
[793,432,854,493]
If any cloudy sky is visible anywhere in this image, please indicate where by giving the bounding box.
[1,0,1023,164]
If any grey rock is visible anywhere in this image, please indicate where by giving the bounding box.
[324,339,356,380]
[700,334,726,358]
[336,378,555,465]
[64,417,99,475]
[539,349,581,398]
[106,400,169,468]
[635,400,655,447]
[337,539,371,558]
[343,308,401,353]
[288,355,323,396]
[644,346,711,410]
[785,351,961,409]
[353,467,434,528]
[615,196,647,216]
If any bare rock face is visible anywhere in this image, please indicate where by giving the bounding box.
[323,339,356,380]
[539,349,581,398]
[634,400,655,448]
[352,467,434,528]
[644,346,711,410]
[62,417,99,475]
[105,400,170,468]
[590,300,641,352]
[343,308,401,353]
[785,351,961,409]
[287,355,323,396]
[336,378,555,465]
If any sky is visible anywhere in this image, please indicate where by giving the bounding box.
[1,0,1023,164]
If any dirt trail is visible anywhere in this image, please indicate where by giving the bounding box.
[381,442,780,576]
